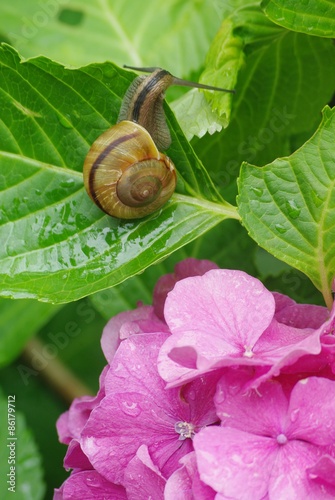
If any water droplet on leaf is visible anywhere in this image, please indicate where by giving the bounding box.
[275,223,287,234]
[310,191,323,208]
[286,200,301,219]
[60,178,76,188]
[57,113,72,129]
[251,186,263,197]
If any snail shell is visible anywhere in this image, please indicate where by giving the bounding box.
[83,120,177,219]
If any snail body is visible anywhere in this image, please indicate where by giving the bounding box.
[83,66,235,219]
[118,68,174,151]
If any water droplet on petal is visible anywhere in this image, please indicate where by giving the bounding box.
[174,421,195,440]
[187,390,196,401]
[215,388,226,404]
[290,408,300,422]
[121,400,141,417]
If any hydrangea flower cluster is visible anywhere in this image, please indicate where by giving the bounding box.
[55,259,335,499]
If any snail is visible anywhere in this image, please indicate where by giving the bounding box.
[83,65,235,219]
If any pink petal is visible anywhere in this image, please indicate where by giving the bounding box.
[275,303,329,329]
[104,332,170,394]
[63,439,92,470]
[153,258,218,321]
[269,441,335,499]
[56,366,108,443]
[158,335,212,387]
[174,258,219,280]
[247,320,323,388]
[194,427,277,499]
[165,270,274,345]
[101,306,168,363]
[194,427,334,499]
[286,377,335,446]
[81,391,193,484]
[153,273,178,320]
[273,292,329,329]
[279,341,335,379]
[273,292,296,312]
[254,309,335,385]
[165,452,215,500]
[123,445,166,499]
[181,372,222,426]
[215,373,289,435]
[159,317,323,390]
[307,455,335,486]
[159,270,275,386]
[54,470,127,499]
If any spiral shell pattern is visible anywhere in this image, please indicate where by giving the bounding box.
[83,120,176,219]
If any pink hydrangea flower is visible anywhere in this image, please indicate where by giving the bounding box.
[55,259,335,499]
[194,375,335,498]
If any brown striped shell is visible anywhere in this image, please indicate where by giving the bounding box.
[83,120,176,219]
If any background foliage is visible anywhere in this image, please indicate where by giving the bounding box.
[0,0,334,498]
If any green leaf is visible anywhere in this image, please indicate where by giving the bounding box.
[262,0,335,37]
[199,17,244,124]
[194,28,335,203]
[0,369,68,498]
[0,0,221,73]
[199,5,283,119]
[0,299,61,367]
[171,90,230,142]
[0,395,45,499]
[174,5,283,145]
[228,4,284,47]
[237,106,335,308]
[0,45,238,304]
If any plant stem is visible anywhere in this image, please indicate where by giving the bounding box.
[22,337,93,404]
[173,193,241,221]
